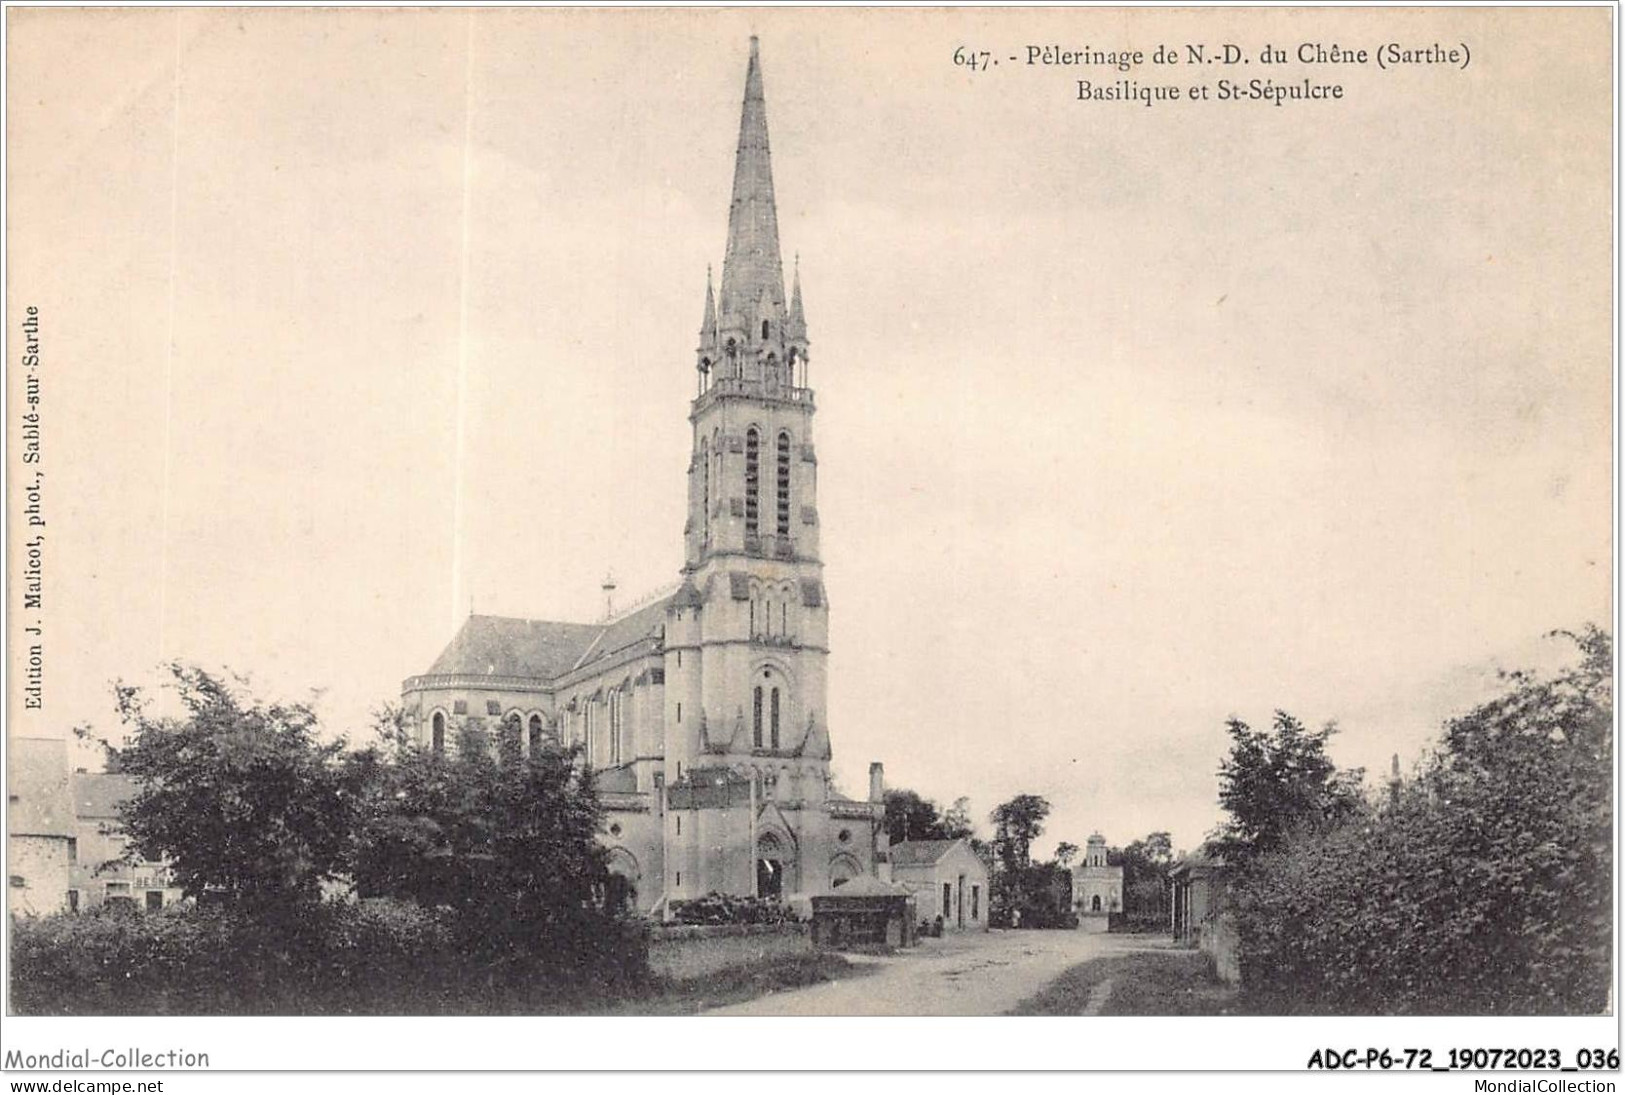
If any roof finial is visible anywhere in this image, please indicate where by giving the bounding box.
[601,572,618,621]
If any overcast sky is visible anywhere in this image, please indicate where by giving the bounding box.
[8,8,1611,856]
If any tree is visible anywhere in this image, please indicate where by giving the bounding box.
[884,788,948,845]
[349,722,632,984]
[1230,628,1612,1014]
[1214,711,1363,863]
[1053,841,1080,868]
[989,793,1051,871]
[1117,831,1175,925]
[1127,831,1173,866]
[941,796,976,841]
[101,664,366,911]
[1414,626,1612,1010]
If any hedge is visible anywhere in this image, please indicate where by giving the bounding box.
[11,897,649,1015]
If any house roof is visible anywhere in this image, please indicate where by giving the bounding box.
[888,839,965,867]
[427,615,600,679]
[829,874,911,898]
[594,765,638,794]
[568,597,672,674]
[73,772,138,819]
[8,737,73,837]
[1169,854,1226,877]
[424,598,672,684]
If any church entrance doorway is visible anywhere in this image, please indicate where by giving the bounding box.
[604,874,637,914]
[757,857,784,899]
[756,831,791,899]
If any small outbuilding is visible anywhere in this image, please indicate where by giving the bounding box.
[810,874,917,948]
[1169,854,1227,945]
[1170,854,1236,984]
[889,838,990,933]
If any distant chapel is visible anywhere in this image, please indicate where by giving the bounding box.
[401,38,887,915]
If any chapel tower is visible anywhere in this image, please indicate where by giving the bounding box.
[661,37,848,900]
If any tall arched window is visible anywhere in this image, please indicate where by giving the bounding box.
[776,432,791,536]
[584,701,596,766]
[431,712,445,754]
[528,714,545,755]
[700,436,711,539]
[770,688,781,750]
[609,690,624,766]
[744,428,760,538]
[752,686,764,748]
[762,319,770,339]
[712,429,722,510]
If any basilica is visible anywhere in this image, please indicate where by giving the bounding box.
[401,38,886,915]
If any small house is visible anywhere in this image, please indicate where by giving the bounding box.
[70,772,185,913]
[889,838,990,933]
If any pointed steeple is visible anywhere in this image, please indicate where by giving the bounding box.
[786,255,806,340]
[699,265,718,347]
[718,36,787,339]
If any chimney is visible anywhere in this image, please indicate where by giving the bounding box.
[868,761,885,804]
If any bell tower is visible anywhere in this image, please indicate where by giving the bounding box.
[667,35,830,789]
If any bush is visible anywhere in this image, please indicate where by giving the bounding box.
[1017,907,1078,930]
[1231,629,1612,1015]
[9,897,644,1015]
[1112,911,1153,932]
[667,892,792,926]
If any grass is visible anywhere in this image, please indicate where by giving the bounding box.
[1008,948,1240,1016]
[599,950,877,1015]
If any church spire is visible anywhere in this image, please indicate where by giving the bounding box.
[700,265,718,346]
[718,36,787,340]
[787,255,806,339]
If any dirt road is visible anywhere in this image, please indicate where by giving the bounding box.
[706,928,1165,1016]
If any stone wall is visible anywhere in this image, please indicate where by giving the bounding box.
[646,922,811,982]
[8,835,69,917]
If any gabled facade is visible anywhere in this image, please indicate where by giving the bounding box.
[401,37,885,916]
[69,772,185,914]
[1071,832,1123,932]
[890,839,990,932]
[7,737,74,918]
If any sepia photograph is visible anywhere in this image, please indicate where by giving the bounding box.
[2,3,1617,1078]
